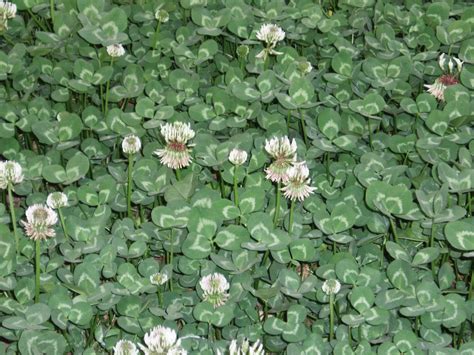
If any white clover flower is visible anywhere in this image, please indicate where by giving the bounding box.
[122,134,142,154]
[150,272,169,286]
[139,326,187,355]
[229,149,248,166]
[255,23,285,60]
[107,44,126,58]
[229,339,265,355]
[113,339,139,355]
[438,53,446,70]
[322,279,341,295]
[425,74,459,101]
[281,161,316,202]
[256,23,285,46]
[199,273,230,308]
[452,57,463,73]
[21,204,58,241]
[155,9,169,23]
[437,53,463,74]
[0,1,16,19]
[298,60,313,74]
[154,121,195,170]
[46,192,68,209]
[0,160,24,189]
[264,137,297,183]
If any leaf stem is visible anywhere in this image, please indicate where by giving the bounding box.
[389,217,399,244]
[7,184,19,254]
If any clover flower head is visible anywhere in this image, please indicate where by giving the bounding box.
[122,134,142,154]
[154,122,195,170]
[113,340,139,355]
[256,23,285,46]
[281,161,316,201]
[0,160,24,189]
[0,1,16,19]
[425,74,459,101]
[237,45,249,58]
[150,272,169,286]
[139,326,186,355]
[322,279,341,295]
[21,204,58,241]
[264,137,297,183]
[438,53,463,74]
[199,273,230,308]
[229,339,265,355]
[46,192,68,209]
[155,9,169,23]
[298,60,313,74]
[255,23,285,60]
[107,44,126,57]
[229,149,248,166]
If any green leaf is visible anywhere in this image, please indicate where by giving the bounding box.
[445,220,474,251]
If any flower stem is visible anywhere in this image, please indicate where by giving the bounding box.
[169,229,174,292]
[35,240,41,303]
[58,208,69,241]
[233,166,239,206]
[389,217,399,244]
[273,182,281,226]
[104,57,114,114]
[288,199,295,234]
[7,184,19,254]
[152,21,161,49]
[175,169,181,181]
[50,0,55,28]
[157,289,163,307]
[127,153,134,219]
[329,294,335,341]
[299,109,308,147]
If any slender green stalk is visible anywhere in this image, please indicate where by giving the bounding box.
[329,294,335,341]
[57,208,69,241]
[157,288,163,307]
[7,184,19,254]
[175,169,181,181]
[218,171,225,198]
[430,221,437,277]
[233,166,239,206]
[35,240,41,303]
[288,199,295,234]
[152,21,161,50]
[27,9,50,32]
[299,109,308,147]
[389,217,399,244]
[273,182,281,226]
[127,153,134,219]
[104,57,114,114]
[367,119,373,150]
[169,229,174,292]
[50,0,55,28]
